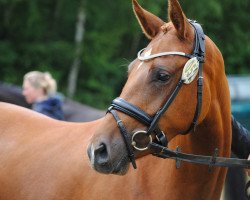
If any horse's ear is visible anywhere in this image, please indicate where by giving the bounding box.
[168,0,192,40]
[132,0,164,39]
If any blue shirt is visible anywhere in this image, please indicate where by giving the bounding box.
[32,97,64,120]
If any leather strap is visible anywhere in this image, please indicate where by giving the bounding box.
[189,20,205,60]
[182,20,205,134]
[150,142,250,168]
[184,62,203,134]
[137,48,194,61]
[147,80,184,134]
[108,109,137,169]
[110,98,153,125]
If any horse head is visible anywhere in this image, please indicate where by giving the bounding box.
[88,0,230,176]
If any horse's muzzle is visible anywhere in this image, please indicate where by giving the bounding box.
[87,142,113,174]
[87,141,130,175]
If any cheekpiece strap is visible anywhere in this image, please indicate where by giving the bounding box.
[189,20,205,62]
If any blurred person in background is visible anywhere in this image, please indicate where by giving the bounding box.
[22,71,64,120]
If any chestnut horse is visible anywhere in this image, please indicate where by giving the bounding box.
[0,1,231,200]
[88,0,231,199]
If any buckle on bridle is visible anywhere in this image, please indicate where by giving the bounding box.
[131,130,152,151]
[155,131,167,147]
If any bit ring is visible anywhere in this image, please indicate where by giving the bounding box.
[131,130,152,151]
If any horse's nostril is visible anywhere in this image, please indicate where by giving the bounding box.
[94,143,108,163]
[94,143,105,154]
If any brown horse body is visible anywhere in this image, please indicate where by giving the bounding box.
[0,103,228,200]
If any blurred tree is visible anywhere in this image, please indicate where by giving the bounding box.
[67,0,86,98]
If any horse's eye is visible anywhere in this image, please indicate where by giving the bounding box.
[157,72,171,82]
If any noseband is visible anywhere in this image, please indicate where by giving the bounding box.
[107,20,250,170]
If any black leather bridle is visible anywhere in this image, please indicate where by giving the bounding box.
[107,20,250,170]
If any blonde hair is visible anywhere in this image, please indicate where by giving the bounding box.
[24,71,57,96]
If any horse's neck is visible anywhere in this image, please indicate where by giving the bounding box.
[157,99,231,199]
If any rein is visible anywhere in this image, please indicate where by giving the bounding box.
[107,20,250,170]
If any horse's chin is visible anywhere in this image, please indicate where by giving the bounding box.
[111,161,130,175]
[89,154,130,176]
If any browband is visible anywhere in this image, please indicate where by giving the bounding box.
[137,48,194,61]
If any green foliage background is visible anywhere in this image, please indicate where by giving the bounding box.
[0,0,250,108]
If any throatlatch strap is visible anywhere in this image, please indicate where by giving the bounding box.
[183,62,203,134]
[182,20,205,134]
